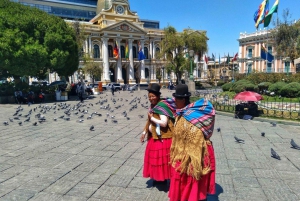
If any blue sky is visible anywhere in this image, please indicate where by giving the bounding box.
[130,0,300,58]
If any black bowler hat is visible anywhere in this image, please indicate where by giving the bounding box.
[172,84,191,98]
[147,83,161,95]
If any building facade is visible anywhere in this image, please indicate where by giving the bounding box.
[238,29,295,74]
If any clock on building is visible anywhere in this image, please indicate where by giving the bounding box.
[116,5,124,14]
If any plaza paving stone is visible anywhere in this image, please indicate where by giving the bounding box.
[0,89,300,201]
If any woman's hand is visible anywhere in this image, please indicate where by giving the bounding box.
[148,112,153,121]
[140,132,146,143]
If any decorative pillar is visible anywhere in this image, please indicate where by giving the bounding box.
[85,39,88,55]
[128,39,135,84]
[149,40,153,59]
[101,37,110,84]
[89,36,92,58]
[116,38,123,84]
[140,40,146,83]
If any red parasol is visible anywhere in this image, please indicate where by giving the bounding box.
[233,91,263,102]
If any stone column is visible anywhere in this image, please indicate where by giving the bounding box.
[101,37,110,84]
[149,40,153,59]
[140,40,146,84]
[116,38,123,84]
[128,39,135,84]
[85,39,88,55]
[89,36,92,58]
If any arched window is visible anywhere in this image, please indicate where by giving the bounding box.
[121,46,125,58]
[144,47,149,59]
[155,47,160,55]
[108,45,113,57]
[93,44,100,58]
[133,46,137,58]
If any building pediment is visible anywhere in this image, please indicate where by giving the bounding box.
[100,20,147,34]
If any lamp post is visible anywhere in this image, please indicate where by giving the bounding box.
[189,50,194,80]
[162,66,165,86]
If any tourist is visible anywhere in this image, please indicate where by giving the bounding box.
[169,84,216,201]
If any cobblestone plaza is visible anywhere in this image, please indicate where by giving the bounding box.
[0,89,300,201]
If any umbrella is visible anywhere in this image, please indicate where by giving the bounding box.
[233,91,263,102]
[49,81,66,86]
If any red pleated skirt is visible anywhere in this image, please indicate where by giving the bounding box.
[168,143,216,201]
[143,137,172,181]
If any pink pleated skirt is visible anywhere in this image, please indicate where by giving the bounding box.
[168,143,216,201]
[143,137,172,181]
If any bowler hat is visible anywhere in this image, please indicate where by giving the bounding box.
[147,83,161,95]
[172,84,191,98]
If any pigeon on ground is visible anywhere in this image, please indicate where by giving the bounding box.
[53,118,57,121]
[9,118,13,122]
[77,119,84,123]
[217,127,221,132]
[271,148,281,160]
[138,115,144,118]
[290,139,300,150]
[104,119,107,122]
[18,122,22,126]
[59,115,64,119]
[126,117,130,120]
[33,122,37,126]
[112,120,118,123]
[3,121,9,126]
[261,132,265,137]
[270,122,277,127]
[234,136,245,143]
[87,116,92,120]
[90,125,94,131]
[24,117,30,122]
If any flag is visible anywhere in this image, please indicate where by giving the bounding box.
[204,55,208,64]
[212,53,215,64]
[254,0,269,28]
[138,41,145,61]
[125,41,129,60]
[113,41,119,59]
[226,53,230,64]
[261,44,274,62]
[232,53,238,62]
[264,0,279,27]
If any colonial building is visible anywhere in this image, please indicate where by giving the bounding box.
[238,29,296,74]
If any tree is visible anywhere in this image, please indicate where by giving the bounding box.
[0,0,79,79]
[159,26,208,84]
[271,9,300,65]
[82,55,102,85]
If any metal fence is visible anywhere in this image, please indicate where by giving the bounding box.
[192,90,300,120]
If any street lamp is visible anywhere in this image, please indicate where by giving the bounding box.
[189,50,194,80]
[162,67,165,86]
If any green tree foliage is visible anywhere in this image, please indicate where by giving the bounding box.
[82,55,102,85]
[231,79,257,93]
[279,82,300,97]
[0,0,79,78]
[159,26,208,84]
[222,82,233,91]
[268,81,287,95]
[271,9,300,65]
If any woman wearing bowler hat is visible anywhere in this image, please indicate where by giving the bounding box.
[141,83,176,185]
[169,84,216,201]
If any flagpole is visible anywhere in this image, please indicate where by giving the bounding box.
[214,52,217,86]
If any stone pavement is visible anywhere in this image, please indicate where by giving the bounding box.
[0,89,300,201]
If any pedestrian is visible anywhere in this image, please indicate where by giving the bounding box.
[140,83,176,185]
[169,84,216,201]
[76,81,84,102]
[38,89,45,103]
[111,84,115,95]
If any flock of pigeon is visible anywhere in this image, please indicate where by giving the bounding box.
[2,93,150,132]
[216,122,300,160]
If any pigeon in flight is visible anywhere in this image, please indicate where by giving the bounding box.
[234,136,244,143]
[90,125,94,131]
[271,148,281,160]
[290,139,300,150]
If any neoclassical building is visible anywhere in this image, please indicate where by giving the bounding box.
[238,29,297,74]
[69,0,207,85]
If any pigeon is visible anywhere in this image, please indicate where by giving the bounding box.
[77,119,84,123]
[33,122,37,126]
[59,115,64,119]
[87,116,92,120]
[9,118,13,122]
[112,120,118,123]
[104,119,107,122]
[53,118,57,121]
[138,115,144,118]
[217,127,221,132]
[90,125,94,131]
[3,121,9,126]
[79,114,84,118]
[271,148,281,160]
[290,139,300,150]
[24,117,30,122]
[18,122,22,126]
[126,117,130,120]
[270,122,277,127]
[261,132,265,137]
[64,117,70,121]
[234,136,244,143]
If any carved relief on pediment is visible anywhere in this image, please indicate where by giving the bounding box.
[112,24,137,32]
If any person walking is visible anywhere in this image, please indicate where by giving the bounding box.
[169,84,216,201]
[140,83,176,185]
[76,81,84,102]
[111,84,115,95]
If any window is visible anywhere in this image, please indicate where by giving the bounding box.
[247,49,253,58]
[285,61,290,73]
[267,62,272,73]
[93,44,100,58]
[108,45,113,58]
[144,47,149,59]
[247,64,252,74]
[155,47,160,54]
[133,46,137,58]
[121,46,125,58]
